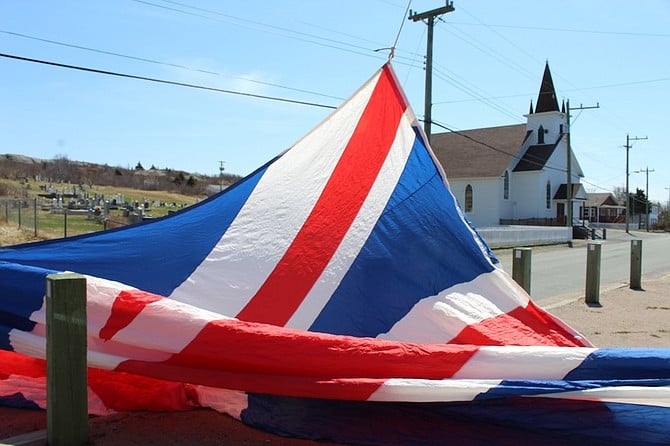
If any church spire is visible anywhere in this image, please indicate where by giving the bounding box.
[535,62,559,113]
[529,100,534,114]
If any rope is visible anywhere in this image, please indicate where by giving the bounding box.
[388,0,412,62]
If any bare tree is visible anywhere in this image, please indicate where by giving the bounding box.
[51,154,73,182]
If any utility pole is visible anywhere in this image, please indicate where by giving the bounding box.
[565,100,599,227]
[624,134,648,233]
[633,167,654,231]
[218,161,225,192]
[409,1,455,144]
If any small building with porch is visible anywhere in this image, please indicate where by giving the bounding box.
[581,192,625,224]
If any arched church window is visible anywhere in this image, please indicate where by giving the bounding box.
[465,184,473,213]
[503,171,510,200]
[546,181,551,209]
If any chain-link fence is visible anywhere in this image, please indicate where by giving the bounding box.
[1,198,39,236]
[1,198,106,239]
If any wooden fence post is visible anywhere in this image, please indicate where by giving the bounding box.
[33,197,38,237]
[46,273,88,446]
[630,239,643,290]
[585,242,602,305]
[512,247,532,294]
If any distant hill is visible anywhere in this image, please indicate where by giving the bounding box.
[0,154,241,196]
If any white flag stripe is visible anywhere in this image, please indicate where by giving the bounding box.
[535,386,670,408]
[369,378,502,402]
[453,345,595,379]
[380,269,530,343]
[169,71,381,315]
[109,299,223,354]
[286,110,417,329]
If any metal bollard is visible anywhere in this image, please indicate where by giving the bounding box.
[585,242,602,305]
[630,240,642,290]
[512,247,532,294]
[46,273,88,446]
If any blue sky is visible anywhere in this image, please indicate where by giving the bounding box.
[2,1,669,203]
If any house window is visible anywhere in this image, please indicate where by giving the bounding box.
[465,184,473,213]
[503,171,509,200]
[538,125,545,144]
[546,181,551,209]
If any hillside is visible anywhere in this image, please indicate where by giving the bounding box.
[0,153,241,197]
[0,154,243,242]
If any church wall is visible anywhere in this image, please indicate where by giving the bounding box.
[448,178,501,228]
[526,112,566,145]
[510,171,544,219]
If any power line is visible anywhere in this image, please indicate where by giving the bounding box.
[133,0,387,62]
[580,178,616,194]
[1,30,219,73]
[432,120,620,195]
[432,76,670,106]
[432,67,522,122]
[0,52,338,110]
[446,21,670,38]
[633,167,655,231]
[132,0,440,77]
[408,1,455,142]
[443,7,638,142]
[10,1,665,145]
[0,29,346,101]
[434,93,530,105]
[157,0,417,62]
[23,0,643,128]
[454,6,541,75]
[1,50,622,197]
[141,0,455,72]
[437,19,537,83]
[431,120,565,172]
[1,28,526,128]
[624,134,648,233]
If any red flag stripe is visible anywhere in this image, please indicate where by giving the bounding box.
[99,290,163,341]
[447,302,591,347]
[236,65,406,325]
[119,315,479,400]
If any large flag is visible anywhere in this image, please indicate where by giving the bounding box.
[1,64,668,445]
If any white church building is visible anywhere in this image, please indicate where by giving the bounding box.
[431,63,586,229]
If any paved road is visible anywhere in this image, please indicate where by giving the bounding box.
[494,229,670,301]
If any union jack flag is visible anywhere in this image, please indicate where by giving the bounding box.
[1,64,668,445]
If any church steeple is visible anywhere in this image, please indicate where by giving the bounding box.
[535,62,559,113]
[529,100,534,114]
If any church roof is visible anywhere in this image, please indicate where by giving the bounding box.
[513,140,561,172]
[535,62,560,113]
[585,192,620,207]
[553,183,588,201]
[430,124,530,178]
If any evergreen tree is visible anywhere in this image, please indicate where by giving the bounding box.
[628,188,651,215]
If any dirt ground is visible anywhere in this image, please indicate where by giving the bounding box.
[543,272,670,348]
[0,408,341,445]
